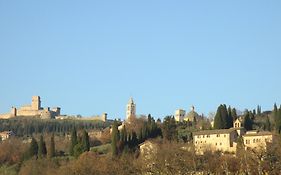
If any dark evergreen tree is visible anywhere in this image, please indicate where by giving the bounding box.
[265,115,271,131]
[162,116,177,142]
[69,128,78,156]
[277,106,281,133]
[26,137,38,159]
[231,108,238,121]
[257,105,262,115]
[49,133,55,158]
[111,120,119,156]
[226,106,233,128]
[214,105,229,129]
[38,135,47,158]
[243,111,253,131]
[81,130,90,152]
[273,103,279,131]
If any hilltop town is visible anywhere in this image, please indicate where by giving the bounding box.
[1,96,281,174]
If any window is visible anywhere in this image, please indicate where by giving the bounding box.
[217,134,220,137]
[207,135,210,138]
[224,135,226,137]
[253,139,255,143]
[246,140,250,144]
[220,143,222,145]
[216,143,217,146]
[203,135,205,138]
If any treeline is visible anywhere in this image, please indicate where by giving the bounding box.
[0,117,112,136]
[111,115,162,156]
[213,103,281,132]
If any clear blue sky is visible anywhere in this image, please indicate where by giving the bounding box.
[0,1,281,119]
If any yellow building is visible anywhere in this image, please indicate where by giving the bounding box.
[243,130,273,151]
[193,118,273,154]
[193,128,239,154]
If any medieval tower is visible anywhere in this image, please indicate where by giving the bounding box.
[31,96,41,110]
[126,97,136,120]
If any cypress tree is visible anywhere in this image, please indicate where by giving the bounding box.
[49,133,55,158]
[231,108,238,121]
[214,105,223,129]
[38,135,47,158]
[277,106,281,133]
[27,137,38,159]
[69,128,78,156]
[81,130,90,152]
[243,111,253,131]
[265,116,271,131]
[273,103,278,131]
[227,106,233,128]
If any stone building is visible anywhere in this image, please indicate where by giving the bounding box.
[175,109,186,122]
[174,106,200,122]
[243,130,273,151]
[193,118,272,154]
[0,96,61,119]
[193,128,239,154]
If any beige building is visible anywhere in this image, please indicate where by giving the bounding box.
[193,128,239,154]
[175,109,186,122]
[243,130,273,151]
[193,118,273,154]
[0,96,60,119]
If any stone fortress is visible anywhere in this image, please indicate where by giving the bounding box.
[0,96,107,121]
[0,96,60,119]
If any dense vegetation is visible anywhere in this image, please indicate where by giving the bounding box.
[1,104,281,174]
[0,117,112,136]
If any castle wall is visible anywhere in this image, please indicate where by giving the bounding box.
[0,114,13,119]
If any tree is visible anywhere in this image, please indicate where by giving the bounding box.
[231,108,238,121]
[81,130,90,152]
[214,105,231,129]
[49,133,55,158]
[38,135,47,158]
[73,143,83,158]
[111,120,119,157]
[69,128,78,156]
[226,106,233,128]
[162,116,177,142]
[264,116,271,131]
[257,105,262,115]
[277,106,281,133]
[214,105,224,129]
[243,111,253,131]
[26,137,38,159]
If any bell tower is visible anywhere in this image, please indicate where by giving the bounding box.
[126,97,136,120]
